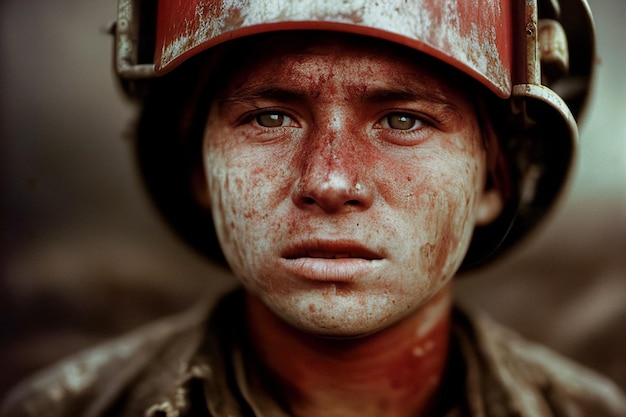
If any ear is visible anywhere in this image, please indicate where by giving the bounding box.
[475,187,503,226]
[191,167,212,211]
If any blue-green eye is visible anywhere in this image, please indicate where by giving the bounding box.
[381,113,422,130]
[256,112,292,127]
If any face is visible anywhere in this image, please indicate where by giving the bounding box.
[201,35,498,337]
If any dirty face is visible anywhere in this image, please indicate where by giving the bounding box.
[201,35,497,337]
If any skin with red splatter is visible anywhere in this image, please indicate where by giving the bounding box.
[199,36,500,416]
[245,286,452,417]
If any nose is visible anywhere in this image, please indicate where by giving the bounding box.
[292,126,373,214]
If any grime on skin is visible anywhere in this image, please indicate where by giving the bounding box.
[195,35,503,417]
[200,35,502,339]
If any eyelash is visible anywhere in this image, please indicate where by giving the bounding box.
[237,109,299,129]
[255,111,297,128]
[237,108,436,146]
[377,112,428,132]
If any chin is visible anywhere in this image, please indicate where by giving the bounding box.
[273,294,411,339]
[292,318,392,340]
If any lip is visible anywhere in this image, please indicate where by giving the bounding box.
[280,240,384,282]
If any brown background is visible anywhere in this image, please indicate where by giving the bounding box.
[1,0,624,399]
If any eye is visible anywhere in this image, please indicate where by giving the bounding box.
[255,112,294,128]
[380,113,423,131]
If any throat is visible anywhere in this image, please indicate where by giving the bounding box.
[243,289,453,417]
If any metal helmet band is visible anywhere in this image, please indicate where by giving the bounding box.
[113,0,595,268]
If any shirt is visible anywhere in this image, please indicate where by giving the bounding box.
[2,289,626,417]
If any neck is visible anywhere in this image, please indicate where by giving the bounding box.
[244,286,453,417]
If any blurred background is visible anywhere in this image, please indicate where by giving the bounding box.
[1,0,624,399]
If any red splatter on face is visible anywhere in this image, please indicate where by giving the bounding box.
[202,35,488,337]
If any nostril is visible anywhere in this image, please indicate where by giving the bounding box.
[293,178,373,213]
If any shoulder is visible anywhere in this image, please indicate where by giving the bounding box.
[0,300,211,417]
[454,307,626,417]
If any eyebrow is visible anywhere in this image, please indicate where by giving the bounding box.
[217,75,463,116]
[356,87,461,110]
[220,86,302,105]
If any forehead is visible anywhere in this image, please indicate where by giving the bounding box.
[210,32,472,101]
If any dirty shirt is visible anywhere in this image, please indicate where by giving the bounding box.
[2,290,626,417]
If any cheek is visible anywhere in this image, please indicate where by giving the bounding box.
[204,143,295,280]
[417,187,471,281]
[206,159,250,275]
[378,144,484,281]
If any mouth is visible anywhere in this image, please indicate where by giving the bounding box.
[282,240,383,261]
[280,240,384,282]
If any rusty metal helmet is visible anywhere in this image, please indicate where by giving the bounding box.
[112,0,595,268]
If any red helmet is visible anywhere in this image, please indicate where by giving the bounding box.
[112,0,595,268]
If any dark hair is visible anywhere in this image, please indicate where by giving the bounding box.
[135,50,228,266]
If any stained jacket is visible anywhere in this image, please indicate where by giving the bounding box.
[2,289,626,417]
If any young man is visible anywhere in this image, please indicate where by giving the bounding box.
[3,1,626,416]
